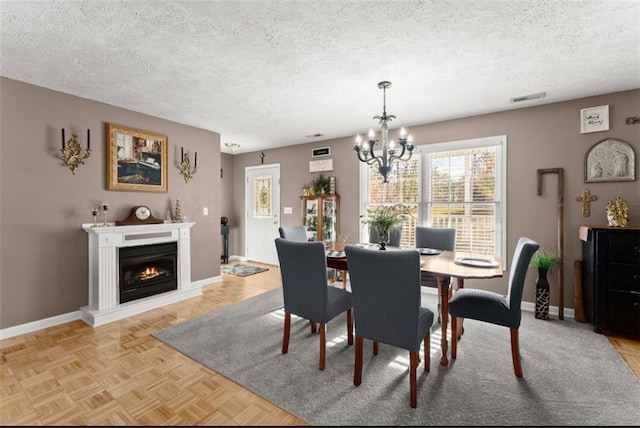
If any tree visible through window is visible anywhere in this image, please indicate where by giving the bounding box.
[361,136,506,258]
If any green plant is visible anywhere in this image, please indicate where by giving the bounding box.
[361,204,410,231]
[311,173,331,194]
[530,250,560,269]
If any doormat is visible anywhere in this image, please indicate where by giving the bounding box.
[220,264,269,277]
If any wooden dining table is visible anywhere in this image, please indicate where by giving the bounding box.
[325,243,503,367]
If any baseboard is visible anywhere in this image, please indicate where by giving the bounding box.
[0,283,577,341]
[0,278,222,340]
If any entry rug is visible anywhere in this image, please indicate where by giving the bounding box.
[153,288,640,426]
[220,263,269,277]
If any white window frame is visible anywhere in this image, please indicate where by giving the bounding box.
[360,135,507,263]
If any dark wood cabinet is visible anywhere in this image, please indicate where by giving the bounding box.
[580,225,640,339]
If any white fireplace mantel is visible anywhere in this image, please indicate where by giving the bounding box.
[81,222,200,327]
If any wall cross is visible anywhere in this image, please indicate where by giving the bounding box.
[575,189,597,217]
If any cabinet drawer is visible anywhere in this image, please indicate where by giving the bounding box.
[609,263,640,292]
[608,233,640,263]
[607,291,640,338]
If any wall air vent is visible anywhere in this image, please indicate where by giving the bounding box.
[510,92,546,103]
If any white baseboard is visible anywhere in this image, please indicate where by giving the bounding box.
[0,277,223,340]
[0,281,576,340]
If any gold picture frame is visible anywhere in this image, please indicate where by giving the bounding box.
[106,123,168,192]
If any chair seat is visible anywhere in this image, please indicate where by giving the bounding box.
[448,288,517,328]
[324,286,353,322]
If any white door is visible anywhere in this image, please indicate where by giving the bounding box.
[245,164,280,265]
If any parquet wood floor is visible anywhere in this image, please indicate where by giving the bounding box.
[1,262,638,425]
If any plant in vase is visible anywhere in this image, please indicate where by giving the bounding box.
[361,204,410,250]
[530,249,560,320]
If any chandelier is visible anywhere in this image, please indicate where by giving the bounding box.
[354,81,414,183]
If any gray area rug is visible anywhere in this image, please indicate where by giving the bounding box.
[153,288,640,426]
[220,263,269,277]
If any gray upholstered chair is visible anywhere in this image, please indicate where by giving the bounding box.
[448,236,539,377]
[279,225,337,284]
[275,238,353,370]
[415,226,456,322]
[278,226,308,242]
[344,245,434,408]
[368,226,402,247]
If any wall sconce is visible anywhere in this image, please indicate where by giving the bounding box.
[178,146,197,183]
[60,128,91,175]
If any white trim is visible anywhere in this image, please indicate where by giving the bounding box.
[0,311,81,340]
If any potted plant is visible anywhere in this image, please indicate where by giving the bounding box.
[361,204,410,250]
[530,249,560,320]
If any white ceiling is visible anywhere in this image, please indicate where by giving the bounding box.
[1,1,638,154]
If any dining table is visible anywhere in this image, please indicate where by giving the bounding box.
[325,242,503,366]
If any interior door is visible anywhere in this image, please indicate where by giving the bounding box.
[245,164,280,265]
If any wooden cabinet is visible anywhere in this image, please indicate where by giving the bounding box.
[301,194,340,242]
[580,225,640,339]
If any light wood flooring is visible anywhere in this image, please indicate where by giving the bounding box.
[1,262,639,426]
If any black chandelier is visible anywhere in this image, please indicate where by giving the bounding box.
[353,81,414,183]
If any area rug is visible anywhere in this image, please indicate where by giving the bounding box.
[220,263,269,277]
[153,288,640,426]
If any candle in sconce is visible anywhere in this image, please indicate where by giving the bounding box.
[87,129,90,150]
[62,128,65,150]
[194,152,197,167]
[181,147,184,162]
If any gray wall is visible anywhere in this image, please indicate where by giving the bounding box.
[230,89,640,311]
[0,77,221,329]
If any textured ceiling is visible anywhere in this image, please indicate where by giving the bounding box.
[1,1,639,154]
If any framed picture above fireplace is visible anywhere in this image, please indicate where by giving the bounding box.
[106,123,168,192]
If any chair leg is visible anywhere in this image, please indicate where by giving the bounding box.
[510,328,523,377]
[310,321,317,333]
[451,316,458,359]
[373,341,379,355]
[354,337,363,386]
[409,350,419,408]
[346,308,354,346]
[424,332,430,372]
[282,313,291,354]
[319,323,326,370]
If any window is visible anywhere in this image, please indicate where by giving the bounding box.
[360,135,507,259]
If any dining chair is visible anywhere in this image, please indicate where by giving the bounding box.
[415,226,456,323]
[275,238,353,370]
[279,225,337,285]
[447,236,539,377]
[368,226,402,247]
[344,245,434,408]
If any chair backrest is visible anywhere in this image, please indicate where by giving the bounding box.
[344,245,424,351]
[506,237,540,317]
[415,226,456,251]
[275,238,329,322]
[368,227,402,247]
[278,226,308,242]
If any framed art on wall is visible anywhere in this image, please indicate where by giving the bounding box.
[580,105,609,134]
[585,138,635,183]
[106,123,168,192]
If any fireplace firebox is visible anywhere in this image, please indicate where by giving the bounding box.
[119,242,178,303]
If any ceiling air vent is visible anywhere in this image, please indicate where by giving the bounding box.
[510,92,546,103]
[305,133,324,138]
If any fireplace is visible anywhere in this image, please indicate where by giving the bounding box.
[119,242,178,303]
[82,222,201,327]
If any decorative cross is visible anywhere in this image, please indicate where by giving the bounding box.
[260,152,265,164]
[575,189,597,217]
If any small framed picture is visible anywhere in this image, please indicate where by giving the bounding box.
[580,105,609,134]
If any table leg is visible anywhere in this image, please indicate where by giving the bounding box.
[341,270,347,290]
[455,278,465,341]
[439,276,450,366]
